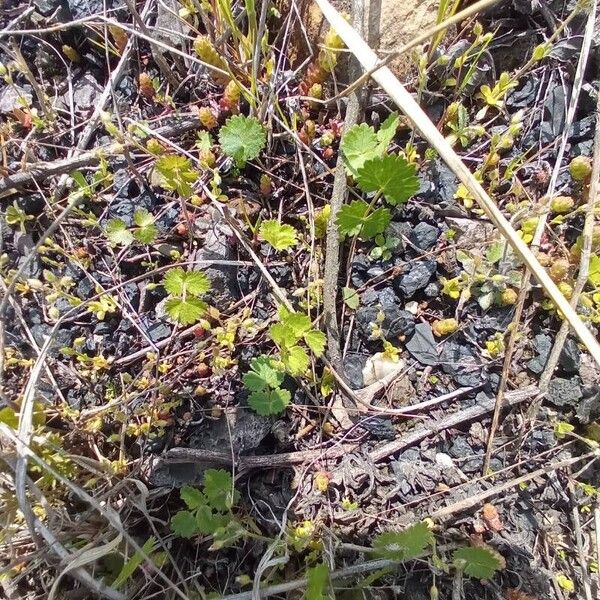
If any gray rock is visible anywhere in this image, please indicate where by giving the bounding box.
[424,282,440,297]
[30,324,74,357]
[72,74,101,111]
[559,337,580,374]
[410,222,439,251]
[155,0,190,46]
[0,86,32,114]
[355,304,415,340]
[406,322,439,366]
[439,339,486,387]
[343,353,368,389]
[527,333,552,374]
[139,315,171,342]
[546,377,583,408]
[393,259,436,297]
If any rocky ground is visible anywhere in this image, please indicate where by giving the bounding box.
[1,1,600,599]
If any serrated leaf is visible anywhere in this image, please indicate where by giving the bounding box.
[269,322,299,348]
[376,112,400,152]
[195,504,229,534]
[306,563,333,600]
[341,123,380,175]
[204,469,238,511]
[170,510,198,538]
[356,155,419,205]
[336,200,391,241]
[336,200,370,237]
[133,208,155,227]
[285,345,310,375]
[133,224,158,244]
[372,522,434,560]
[106,218,134,246]
[162,268,211,297]
[180,485,205,510]
[283,313,312,337]
[248,388,291,416]
[259,220,298,251]
[155,155,199,197]
[362,207,391,239]
[218,115,266,165]
[164,297,207,325]
[304,330,326,356]
[453,546,504,579]
[342,287,360,309]
[242,356,283,392]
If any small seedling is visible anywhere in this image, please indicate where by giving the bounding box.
[372,521,434,560]
[105,208,158,246]
[259,220,298,251]
[218,115,266,167]
[162,267,211,325]
[242,355,291,416]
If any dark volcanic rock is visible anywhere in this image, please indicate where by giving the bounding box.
[343,353,368,389]
[355,304,415,340]
[406,322,439,366]
[546,377,583,408]
[393,260,436,297]
[439,338,486,387]
[409,222,440,251]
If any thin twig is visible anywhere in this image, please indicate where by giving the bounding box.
[568,481,594,600]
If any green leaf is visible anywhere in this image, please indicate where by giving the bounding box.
[162,268,211,297]
[486,241,504,264]
[180,485,206,510]
[0,406,18,429]
[204,469,238,511]
[218,115,266,165]
[113,537,158,589]
[242,356,283,392]
[210,520,246,550]
[155,155,199,197]
[376,112,400,152]
[248,388,291,416]
[170,510,199,538]
[341,123,380,175]
[453,546,504,579]
[372,522,434,560]
[362,207,392,240]
[283,313,312,337]
[306,563,333,600]
[164,297,207,325]
[285,345,310,376]
[555,421,575,439]
[106,218,134,246]
[304,330,326,357]
[588,255,600,287]
[133,208,154,227]
[269,322,299,348]
[132,209,157,244]
[356,155,419,205]
[259,220,298,251]
[342,287,360,310]
[336,200,390,240]
[195,504,229,534]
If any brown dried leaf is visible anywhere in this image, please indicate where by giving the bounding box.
[482,503,503,532]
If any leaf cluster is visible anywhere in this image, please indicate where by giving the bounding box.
[155,155,199,197]
[268,308,326,376]
[170,469,240,539]
[162,267,211,325]
[242,356,291,416]
[105,208,158,246]
[338,113,419,241]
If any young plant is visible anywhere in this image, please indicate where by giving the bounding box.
[242,355,291,416]
[258,219,298,251]
[162,267,211,325]
[105,208,158,246]
[268,307,326,376]
[452,545,504,579]
[155,155,199,197]
[372,521,434,560]
[5,201,34,232]
[170,470,240,540]
[218,115,266,167]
